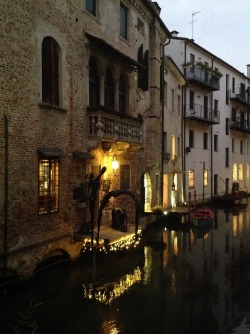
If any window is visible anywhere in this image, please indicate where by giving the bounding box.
[204,169,208,187]
[120,165,130,189]
[137,17,144,35]
[171,135,175,160]
[190,54,195,73]
[247,164,250,180]
[225,147,229,167]
[232,77,235,93]
[171,89,175,111]
[189,130,194,148]
[188,169,195,189]
[214,99,218,117]
[39,158,59,214]
[233,163,237,181]
[225,118,229,135]
[204,96,208,119]
[137,45,148,91]
[89,57,99,106]
[104,68,114,110]
[86,0,96,16]
[239,164,243,180]
[42,37,60,106]
[189,90,194,110]
[119,75,126,113]
[203,133,208,149]
[232,107,236,121]
[120,3,128,39]
[232,138,235,153]
[178,95,181,116]
[214,135,218,152]
[226,74,229,104]
[240,140,244,154]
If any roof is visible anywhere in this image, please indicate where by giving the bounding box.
[85,33,144,69]
[170,36,249,79]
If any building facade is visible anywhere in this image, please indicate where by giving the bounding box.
[167,33,250,205]
[0,0,169,279]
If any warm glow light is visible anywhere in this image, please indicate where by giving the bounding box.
[112,155,119,171]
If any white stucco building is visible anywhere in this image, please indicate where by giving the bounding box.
[166,32,250,204]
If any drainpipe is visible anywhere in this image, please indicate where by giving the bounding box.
[3,113,8,293]
[161,37,171,206]
[210,57,215,199]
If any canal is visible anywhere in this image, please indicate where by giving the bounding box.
[1,205,250,334]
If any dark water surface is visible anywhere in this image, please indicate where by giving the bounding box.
[1,206,250,334]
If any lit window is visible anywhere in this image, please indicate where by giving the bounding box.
[204,169,208,187]
[239,164,243,181]
[39,159,59,214]
[42,37,60,106]
[120,4,128,39]
[189,169,195,189]
[233,163,237,181]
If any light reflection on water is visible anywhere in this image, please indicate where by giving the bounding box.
[1,206,250,334]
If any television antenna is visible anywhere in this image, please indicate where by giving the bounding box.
[189,11,201,40]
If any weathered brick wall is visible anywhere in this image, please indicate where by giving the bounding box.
[0,0,168,278]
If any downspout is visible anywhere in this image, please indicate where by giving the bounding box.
[210,57,215,199]
[161,37,171,206]
[183,41,188,203]
[3,113,8,293]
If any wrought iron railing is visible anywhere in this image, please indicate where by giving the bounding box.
[185,104,220,124]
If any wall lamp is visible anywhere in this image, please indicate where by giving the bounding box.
[112,155,119,174]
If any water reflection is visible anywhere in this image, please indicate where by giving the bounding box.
[1,207,250,333]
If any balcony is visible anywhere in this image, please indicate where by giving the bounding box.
[185,65,220,91]
[230,117,250,134]
[184,104,220,124]
[230,88,250,107]
[87,106,143,149]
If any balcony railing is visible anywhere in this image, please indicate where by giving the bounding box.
[230,117,250,133]
[185,104,220,124]
[230,88,250,106]
[87,106,143,144]
[185,65,220,91]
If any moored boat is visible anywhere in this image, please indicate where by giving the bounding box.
[191,208,213,227]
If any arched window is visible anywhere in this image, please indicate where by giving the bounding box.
[239,163,243,180]
[233,163,237,181]
[89,58,99,106]
[104,68,114,110]
[42,36,60,106]
[119,75,126,114]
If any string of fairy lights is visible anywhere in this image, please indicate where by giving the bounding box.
[82,230,142,253]
[83,266,142,305]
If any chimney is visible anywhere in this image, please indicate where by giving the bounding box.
[171,30,179,37]
[150,2,161,15]
[247,64,250,79]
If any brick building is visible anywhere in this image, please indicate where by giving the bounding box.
[0,0,169,279]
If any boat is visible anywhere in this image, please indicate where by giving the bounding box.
[191,162,214,227]
[191,208,213,227]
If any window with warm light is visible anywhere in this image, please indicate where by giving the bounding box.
[39,159,59,214]
[239,163,243,180]
[188,169,195,189]
[204,169,208,187]
[233,163,237,181]
[247,163,250,180]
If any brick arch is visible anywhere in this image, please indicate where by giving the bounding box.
[33,248,70,273]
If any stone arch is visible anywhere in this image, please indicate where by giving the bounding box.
[96,190,141,243]
[34,248,70,273]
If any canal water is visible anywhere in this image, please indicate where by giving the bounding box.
[1,205,250,334]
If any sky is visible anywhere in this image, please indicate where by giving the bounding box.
[156,0,250,75]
